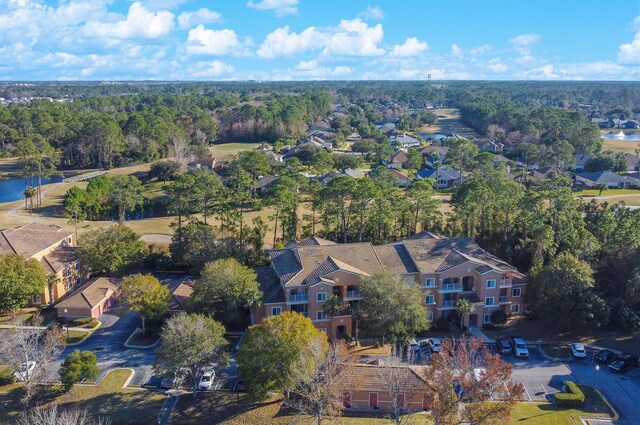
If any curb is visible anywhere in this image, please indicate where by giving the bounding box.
[124,328,161,349]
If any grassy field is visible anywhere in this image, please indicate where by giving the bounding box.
[601,136,640,154]
[65,329,92,345]
[209,143,262,160]
[484,316,640,356]
[418,108,481,139]
[0,369,165,424]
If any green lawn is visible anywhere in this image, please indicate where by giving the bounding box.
[576,188,640,197]
[209,143,261,160]
[510,386,614,424]
[0,369,165,424]
[65,329,92,345]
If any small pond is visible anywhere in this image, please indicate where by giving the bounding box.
[416,133,449,140]
[601,131,640,141]
[0,175,63,203]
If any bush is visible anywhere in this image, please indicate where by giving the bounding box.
[436,316,450,331]
[73,318,98,328]
[0,374,15,386]
[491,310,508,326]
[553,381,585,407]
[59,350,100,391]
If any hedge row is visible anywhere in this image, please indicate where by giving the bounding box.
[553,381,585,407]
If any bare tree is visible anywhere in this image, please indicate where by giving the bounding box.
[423,337,524,425]
[169,131,192,169]
[18,405,111,425]
[283,339,352,425]
[0,316,64,404]
[377,350,428,425]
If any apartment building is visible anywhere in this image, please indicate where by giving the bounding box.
[0,223,85,306]
[252,232,526,340]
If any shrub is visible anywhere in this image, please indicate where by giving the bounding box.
[553,381,585,407]
[73,318,99,328]
[491,310,508,326]
[59,350,100,391]
[436,316,450,331]
[0,374,15,386]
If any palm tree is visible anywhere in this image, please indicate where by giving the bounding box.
[595,182,608,196]
[456,298,475,331]
[23,187,37,214]
[323,293,345,341]
[349,302,364,346]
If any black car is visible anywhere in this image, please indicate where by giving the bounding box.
[608,353,639,373]
[495,338,512,355]
[595,349,614,364]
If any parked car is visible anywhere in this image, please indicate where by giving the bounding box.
[510,336,529,358]
[595,349,615,364]
[198,371,215,390]
[570,343,587,359]
[408,338,419,352]
[495,338,512,355]
[13,361,36,381]
[608,354,639,373]
[160,376,176,389]
[427,338,442,353]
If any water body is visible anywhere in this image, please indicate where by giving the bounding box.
[601,131,640,141]
[0,175,63,203]
[416,132,448,140]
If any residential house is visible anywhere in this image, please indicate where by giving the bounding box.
[576,170,638,188]
[0,223,85,306]
[252,234,526,340]
[419,146,449,167]
[383,150,408,169]
[572,154,591,172]
[338,363,430,411]
[474,139,504,152]
[187,157,216,172]
[386,169,412,187]
[342,168,369,179]
[55,277,120,319]
[390,133,421,148]
[347,133,361,142]
[623,153,640,172]
[493,155,512,173]
[376,122,397,136]
[167,280,194,313]
[416,166,461,189]
[529,166,563,185]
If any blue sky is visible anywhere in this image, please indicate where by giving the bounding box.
[0,0,639,80]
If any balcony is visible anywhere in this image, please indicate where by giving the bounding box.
[346,290,362,300]
[437,300,456,310]
[438,283,463,293]
[499,296,511,304]
[287,293,309,304]
[500,279,512,288]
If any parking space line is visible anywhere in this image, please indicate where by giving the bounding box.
[523,384,532,401]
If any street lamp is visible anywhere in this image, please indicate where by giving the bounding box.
[594,364,600,390]
[64,308,69,342]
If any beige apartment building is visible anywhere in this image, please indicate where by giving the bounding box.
[0,223,85,306]
[253,232,526,340]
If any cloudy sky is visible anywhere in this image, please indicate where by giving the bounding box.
[1,0,639,81]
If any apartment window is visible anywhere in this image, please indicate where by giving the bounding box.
[427,311,434,322]
[319,328,327,333]
[317,292,327,302]
[512,287,522,297]
[424,295,435,305]
[32,294,42,305]
[271,307,282,316]
[486,279,496,289]
[512,304,520,313]
[317,311,328,321]
[404,276,415,286]
[423,278,436,288]
[485,297,495,306]
[483,314,491,324]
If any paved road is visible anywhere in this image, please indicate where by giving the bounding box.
[48,309,156,385]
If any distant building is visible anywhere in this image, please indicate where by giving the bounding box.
[416,166,461,189]
[383,150,409,169]
[55,277,120,319]
[187,157,216,172]
[576,170,638,189]
[390,133,421,148]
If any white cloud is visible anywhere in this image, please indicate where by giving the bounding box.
[486,59,507,73]
[191,60,234,78]
[509,33,541,58]
[274,59,353,79]
[186,25,243,55]
[391,37,428,57]
[469,44,491,56]
[83,3,174,40]
[256,26,321,59]
[450,44,464,59]
[178,8,222,30]
[247,0,298,16]
[358,5,384,21]
[619,18,640,65]
[257,18,384,58]
[526,64,558,79]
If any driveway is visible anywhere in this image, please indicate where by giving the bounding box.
[49,308,156,386]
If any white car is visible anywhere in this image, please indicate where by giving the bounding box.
[510,337,529,358]
[13,361,36,381]
[408,338,419,352]
[570,343,587,358]
[198,371,215,390]
[428,338,442,353]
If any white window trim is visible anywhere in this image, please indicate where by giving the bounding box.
[424,295,435,305]
[317,292,327,302]
[483,314,491,324]
[404,276,415,285]
[512,287,521,297]
[271,307,282,316]
[316,311,328,321]
[423,278,436,288]
[512,304,520,313]
[427,311,434,321]
[484,297,495,307]
[486,279,496,289]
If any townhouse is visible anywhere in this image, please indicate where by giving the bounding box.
[253,232,526,340]
[0,223,86,306]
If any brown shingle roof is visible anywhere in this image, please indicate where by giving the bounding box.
[255,266,285,304]
[374,244,419,274]
[169,281,194,311]
[55,277,119,310]
[338,364,429,393]
[0,223,73,259]
[39,246,80,274]
[286,236,337,248]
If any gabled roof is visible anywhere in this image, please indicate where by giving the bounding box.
[405,230,445,240]
[388,151,408,164]
[338,363,429,393]
[373,243,419,274]
[577,170,629,183]
[303,256,371,285]
[55,277,119,310]
[255,267,285,304]
[417,166,460,181]
[287,236,337,248]
[169,281,194,312]
[188,157,215,168]
[40,246,80,274]
[0,223,73,259]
